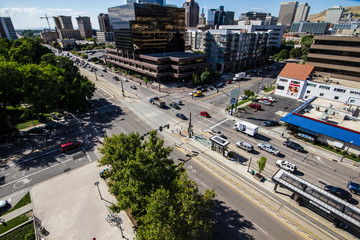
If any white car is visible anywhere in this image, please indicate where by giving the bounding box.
[239,95,247,100]
[276,160,297,173]
[173,99,182,105]
[99,73,104,77]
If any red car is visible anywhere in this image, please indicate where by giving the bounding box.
[226,80,232,84]
[61,141,83,153]
[200,111,210,118]
[249,103,261,110]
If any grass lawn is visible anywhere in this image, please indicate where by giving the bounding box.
[0,211,32,235]
[0,221,34,240]
[15,120,40,130]
[226,98,252,110]
[1,192,31,217]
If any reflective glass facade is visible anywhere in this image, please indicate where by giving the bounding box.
[109,3,185,54]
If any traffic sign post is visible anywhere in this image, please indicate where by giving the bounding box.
[230,98,237,116]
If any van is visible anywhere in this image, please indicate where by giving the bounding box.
[61,141,82,153]
[236,141,254,152]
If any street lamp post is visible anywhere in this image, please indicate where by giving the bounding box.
[120,78,125,97]
[94,71,98,81]
[340,140,353,162]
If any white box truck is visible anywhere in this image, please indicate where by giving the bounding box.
[233,72,246,81]
[233,120,258,137]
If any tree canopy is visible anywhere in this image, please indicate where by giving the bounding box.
[98,131,216,239]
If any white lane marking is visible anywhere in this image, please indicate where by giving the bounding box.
[84,147,92,162]
[210,118,229,130]
[13,178,32,189]
[316,156,324,163]
[252,222,268,235]
[0,158,74,188]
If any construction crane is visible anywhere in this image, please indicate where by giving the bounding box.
[40,14,51,29]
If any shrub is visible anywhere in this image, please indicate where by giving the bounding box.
[257,156,267,173]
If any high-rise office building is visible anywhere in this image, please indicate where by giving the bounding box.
[199,8,206,25]
[325,6,344,24]
[224,11,235,25]
[293,2,310,22]
[98,13,111,32]
[182,0,199,27]
[76,16,93,39]
[53,16,73,30]
[138,0,166,6]
[106,3,208,83]
[239,12,271,21]
[207,6,227,28]
[278,1,298,26]
[124,0,137,3]
[0,17,17,40]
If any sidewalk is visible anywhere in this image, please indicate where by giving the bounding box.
[1,203,34,222]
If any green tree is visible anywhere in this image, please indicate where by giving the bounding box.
[137,172,216,240]
[244,89,255,98]
[274,49,289,62]
[192,73,200,85]
[257,156,267,173]
[200,68,212,84]
[289,47,301,58]
[85,45,93,50]
[8,37,51,64]
[300,35,314,63]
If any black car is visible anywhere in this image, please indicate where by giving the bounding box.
[130,85,137,89]
[283,141,304,152]
[324,185,352,202]
[176,113,186,120]
[216,82,225,88]
[113,76,119,81]
[263,120,279,127]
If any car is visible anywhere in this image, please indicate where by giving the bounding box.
[176,113,186,120]
[189,90,197,96]
[123,78,129,82]
[257,142,280,155]
[216,82,225,88]
[44,122,61,129]
[194,91,203,97]
[211,129,225,138]
[239,95,247,100]
[201,87,208,92]
[0,199,8,211]
[99,73,104,77]
[61,141,83,153]
[260,85,265,90]
[276,160,297,173]
[130,85,137,89]
[347,181,360,194]
[249,103,261,110]
[28,126,44,134]
[236,141,254,152]
[283,141,304,152]
[113,76,119,81]
[195,86,203,91]
[324,185,352,202]
[260,98,272,103]
[259,100,272,105]
[226,80,232,84]
[169,103,180,109]
[208,86,216,91]
[173,99,182,105]
[263,120,279,127]
[200,111,210,118]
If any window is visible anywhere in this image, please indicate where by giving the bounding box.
[306,90,311,93]
[334,88,346,93]
[319,93,324,96]
[334,96,339,100]
[291,80,300,85]
[279,78,288,82]
[350,99,355,103]
[319,85,330,90]
[350,91,360,95]
[277,85,285,90]
[307,83,316,87]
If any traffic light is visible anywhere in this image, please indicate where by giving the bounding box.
[159,126,163,132]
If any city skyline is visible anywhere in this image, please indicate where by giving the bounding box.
[0,0,359,29]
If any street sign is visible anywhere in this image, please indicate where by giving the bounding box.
[230,89,240,98]
[230,98,237,104]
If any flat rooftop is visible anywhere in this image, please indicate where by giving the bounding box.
[296,97,360,131]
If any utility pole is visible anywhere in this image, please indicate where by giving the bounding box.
[188,112,193,138]
[94,71,98,81]
[120,78,125,97]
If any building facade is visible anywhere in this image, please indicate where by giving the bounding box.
[138,0,166,6]
[324,6,344,24]
[53,16,73,30]
[106,3,208,82]
[183,0,199,28]
[293,2,310,22]
[306,36,360,82]
[57,29,81,40]
[96,31,115,43]
[290,22,331,35]
[224,11,235,25]
[40,29,58,42]
[0,17,17,40]
[98,13,111,32]
[277,1,298,26]
[76,16,93,39]
[207,6,227,28]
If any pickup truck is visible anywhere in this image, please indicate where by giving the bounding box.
[257,142,280,156]
[276,160,296,173]
[149,97,165,108]
[347,181,360,194]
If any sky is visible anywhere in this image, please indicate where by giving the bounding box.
[1,0,360,30]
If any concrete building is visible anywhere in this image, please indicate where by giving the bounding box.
[277,1,298,26]
[186,29,270,73]
[124,0,137,3]
[106,3,208,83]
[76,16,93,39]
[40,29,58,42]
[0,17,18,40]
[183,0,199,28]
[306,36,360,82]
[224,11,235,25]
[325,6,344,24]
[219,23,286,48]
[57,29,81,40]
[331,17,360,34]
[290,21,331,35]
[98,13,111,32]
[207,6,228,28]
[198,8,206,25]
[96,31,115,43]
[293,2,310,22]
[239,12,269,21]
[53,16,73,30]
